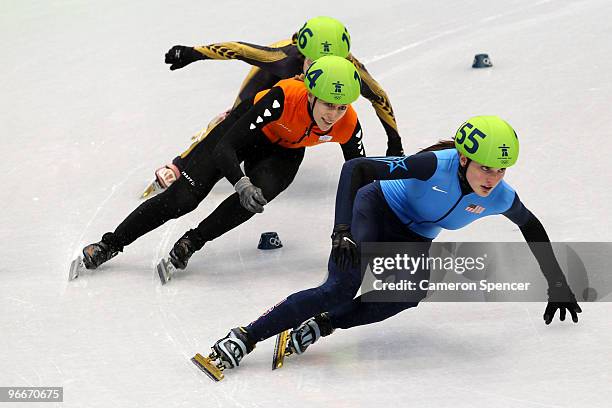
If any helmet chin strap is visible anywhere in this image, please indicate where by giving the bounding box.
[458,158,474,194]
[307,96,319,125]
[308,96,318,112]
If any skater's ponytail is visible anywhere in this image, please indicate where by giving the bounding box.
[418,140,455,153]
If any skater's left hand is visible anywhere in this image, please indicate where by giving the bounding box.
[235,177,267,213]
[165,45,204,70]
[543,282,582,324]
[385,136,404,157]
[331,224,358,269]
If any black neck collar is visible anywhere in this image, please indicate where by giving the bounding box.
[458,159,474,195]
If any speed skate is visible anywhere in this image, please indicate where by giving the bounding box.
[191,352,225,382]
[272,330,291,370]
[68,256,84,281]
[156,258,176,285]
[140,179,164,199]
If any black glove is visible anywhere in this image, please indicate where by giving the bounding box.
[331,224,358,269]
[543,282,582,325]
[385,136,404,157]
[164,45,204,70]
[234,177,267,213]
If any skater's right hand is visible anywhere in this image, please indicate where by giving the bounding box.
[235,177,268,213]
[165,45,204,70]
[331,224,358,270]
[543,282,582,325]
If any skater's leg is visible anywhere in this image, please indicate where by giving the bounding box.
[112,169,221,248]
[82,174,221,270]
[181,147,305,249]
[177,103,246,166]
[327,183,432,329]
[246,180,384,341]
[245,147,305,198]
[84,108,241,268]
[101,133,225,250]
[245,256,362,341]
[155,100,247,188]
[328,299,421,329]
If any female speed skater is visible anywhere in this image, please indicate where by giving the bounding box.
[78,56,365,281]
[195,116,582,378]
[148,16,404,197]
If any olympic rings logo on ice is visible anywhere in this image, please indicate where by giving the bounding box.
[268,237,282,247]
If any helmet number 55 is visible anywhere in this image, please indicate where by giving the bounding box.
[456,123,487,154]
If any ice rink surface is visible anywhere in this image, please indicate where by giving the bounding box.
[2,0,611,406]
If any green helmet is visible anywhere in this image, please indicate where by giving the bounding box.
[296,16,351,60]
[454,115,519,167]
[303,55,361,104]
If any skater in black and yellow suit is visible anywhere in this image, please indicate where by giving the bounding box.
[149,16,404,194]
[81,57,364,277]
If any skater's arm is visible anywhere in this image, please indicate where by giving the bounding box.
[334,153,437,225]
[504,194,582,323]
[213,87,285,185]
[166,40,298,74]
[199,42,296,75]
[503,195,567,286]
[340,121,365,160]
[349,55,404,156]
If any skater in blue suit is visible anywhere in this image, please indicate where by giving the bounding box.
[198,116,582,373]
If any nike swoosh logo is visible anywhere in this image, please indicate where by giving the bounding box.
[432,186,447,193]
[343,237,356,246]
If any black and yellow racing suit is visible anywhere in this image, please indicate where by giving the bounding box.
[173,36,403,169]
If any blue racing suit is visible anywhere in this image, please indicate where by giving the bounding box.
[247,149,567,341]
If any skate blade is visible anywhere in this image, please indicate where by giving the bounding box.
[140,180,162,199]
[156,258,174,285]
[191,353,224,382]
[68,256,83,281]
[272,330,291,370]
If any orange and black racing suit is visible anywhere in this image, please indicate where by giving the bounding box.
[108,79,365,252]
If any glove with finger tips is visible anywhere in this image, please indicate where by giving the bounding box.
[543,281,582,325]
[235,177,267,213]
[164,45,204,70]
[385,137,404,157]
[331,224,359,270]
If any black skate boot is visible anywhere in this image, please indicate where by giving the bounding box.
[288,313,335,355]
[169,237,196,270]
[82,233,121,270]
[191,327,256,382]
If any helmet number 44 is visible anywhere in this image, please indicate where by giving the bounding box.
[456,122,487,154]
